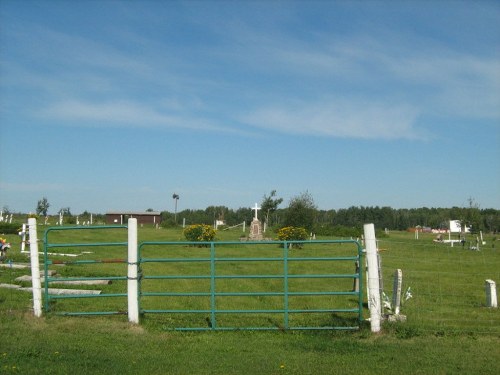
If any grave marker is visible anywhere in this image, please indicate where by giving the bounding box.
[249,203,263,240]
[485,279,497,308]
[392,269,403,315]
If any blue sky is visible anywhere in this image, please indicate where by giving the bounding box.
[1,0,499,215]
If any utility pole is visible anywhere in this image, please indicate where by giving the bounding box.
[172,193,180,225]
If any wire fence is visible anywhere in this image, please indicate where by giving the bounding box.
[377,236,499,335]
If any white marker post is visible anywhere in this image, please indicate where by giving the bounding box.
[127,218,139,324]
[485,280,498,308]
[20,223,27,252]
[28,218,43,317]
[392,269,403,315]
[364,223,381,333]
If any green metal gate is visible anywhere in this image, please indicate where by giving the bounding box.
[43,225,129,316]
[42,226,364,329]
[138,239,363,331]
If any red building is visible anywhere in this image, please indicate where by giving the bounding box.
[106,211,162,226]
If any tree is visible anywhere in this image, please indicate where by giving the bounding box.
[464,197,483,233]
[36,197,50,216]
[58,207,72,216]
[284,191,317,232]
[261,190,283,227]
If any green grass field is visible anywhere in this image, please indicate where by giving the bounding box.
[1,224,499,374]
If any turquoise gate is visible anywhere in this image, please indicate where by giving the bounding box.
[138,240,364,331]
[41,226,364,329]
[43,225,129,315]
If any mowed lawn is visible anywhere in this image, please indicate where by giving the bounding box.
[0,224,499,374]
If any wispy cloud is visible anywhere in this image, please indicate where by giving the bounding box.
[2,5,498,142]
[38,98,258,136]
[241,98,423,140]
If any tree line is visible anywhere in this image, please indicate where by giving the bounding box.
[161,192,499,234]
[23,193,500,234]
[161,206,499,233]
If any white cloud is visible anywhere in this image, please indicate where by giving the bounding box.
[241,99,423,140]
[3,5,498,142]
[38,98,257,136]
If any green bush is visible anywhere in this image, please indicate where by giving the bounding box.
[277,226,308,241]
[183,224,217,243]
[315,224,388,238]
[0,222,21,234]
[315,225,360,237]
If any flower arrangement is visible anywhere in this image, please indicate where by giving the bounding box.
[183,224,217,244]
[277,226,308,248]
[0,237,10,261]
[382,286,413,315]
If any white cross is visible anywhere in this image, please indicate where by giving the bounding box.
[252,203,261,220]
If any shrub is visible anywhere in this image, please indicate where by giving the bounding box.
[183,224,217,243]
[0,223,20,234]
[277,226,308,242]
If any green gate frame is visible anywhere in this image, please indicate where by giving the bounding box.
[42,227,364,329]
[43,225,129,315]
[138,239,364,331]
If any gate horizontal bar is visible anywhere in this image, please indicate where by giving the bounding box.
[142,274,359,280]
[46,276,127,282]
[46,242,127,248]
[172,326,359,332]
[49,293,127,299]
[141,291,358,297]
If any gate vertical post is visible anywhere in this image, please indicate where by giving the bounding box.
[28,218,42,317]
[127,218,139,324]
[364,223,381,333]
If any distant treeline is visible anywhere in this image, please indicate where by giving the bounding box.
[161,206,500,233]
[2,206,498,234]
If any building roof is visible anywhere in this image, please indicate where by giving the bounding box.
[106,211,161,216]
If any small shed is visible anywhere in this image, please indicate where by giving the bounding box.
[106,211,162,226]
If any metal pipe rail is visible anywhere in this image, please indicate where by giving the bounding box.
[43,225,128,316]
[138,239,364,331]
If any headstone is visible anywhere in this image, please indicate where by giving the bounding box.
[20,223,27,252]
[248,203,263,240]
[485,279,498,308]
[392,269,403,315]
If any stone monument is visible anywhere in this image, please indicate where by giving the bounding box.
[248,203,263,240]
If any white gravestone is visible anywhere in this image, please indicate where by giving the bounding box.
[392,269,403,315]
[485,279,498,308]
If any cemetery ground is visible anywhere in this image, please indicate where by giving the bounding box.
[0,226,499,374]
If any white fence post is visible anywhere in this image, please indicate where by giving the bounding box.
[127,218,139,324]
[364,223,382,332]
[28,218,42,318]
[485,280,497,308]
[393,269,403,315]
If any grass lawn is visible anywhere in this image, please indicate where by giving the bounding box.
[1,224,499,374]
